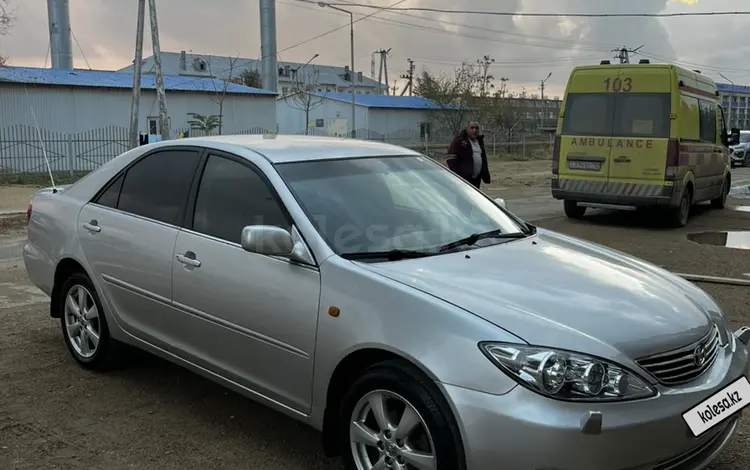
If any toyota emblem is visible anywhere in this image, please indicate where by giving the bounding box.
[693,345,706,366]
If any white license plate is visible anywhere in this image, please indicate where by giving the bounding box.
[567,160,602,171]
[682,376,750,437]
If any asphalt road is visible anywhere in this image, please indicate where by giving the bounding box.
[487,166,750,221]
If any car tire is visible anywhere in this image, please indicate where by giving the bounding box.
[59,272,123,371]
[744,155,750,167]
[668,189,691,228]
[339,360,466,470]
[710,177,729,209]
[563,199,586,219]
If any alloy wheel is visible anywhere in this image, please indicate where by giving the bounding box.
[350,390,436,470]
[64,285,101,358]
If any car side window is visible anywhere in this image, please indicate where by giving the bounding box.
[117,149,201,226]
[697,99,717,144]
[192,155,291,244]
[93,173,124,208]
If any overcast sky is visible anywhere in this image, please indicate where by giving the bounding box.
[1,0,749,97]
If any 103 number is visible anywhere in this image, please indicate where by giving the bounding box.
[604,77,632,92]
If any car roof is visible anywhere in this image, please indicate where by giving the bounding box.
[159,134,422,164]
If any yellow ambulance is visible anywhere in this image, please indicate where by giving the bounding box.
[551,59,740,227]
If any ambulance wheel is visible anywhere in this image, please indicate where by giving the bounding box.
[710,177,729,209]
[564,200,586,219]
[669,189,691,228]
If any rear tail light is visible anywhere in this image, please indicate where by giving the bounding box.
[665,138,679,181]
[26,203,32,224]
[552,135,561,174]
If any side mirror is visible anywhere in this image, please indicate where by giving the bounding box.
[493,197,507,208]
[240,225,293,256]
[729,128,741,146]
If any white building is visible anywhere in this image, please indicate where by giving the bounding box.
[117,51,384,97]
[0,66,276,173]
[718,83,750,129]
[277,92,448,144]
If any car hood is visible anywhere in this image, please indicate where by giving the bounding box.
[360,229,721,362]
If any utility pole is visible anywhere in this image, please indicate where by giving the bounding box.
[129,0,146,149]
[148,0,170,141]
[376,49,391,95]
[612,45,643,64]
[400,58,415,96]
[540,72,551,129]
[719,73,734,128]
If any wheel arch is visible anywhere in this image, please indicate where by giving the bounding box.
[320,347,456,458]
[50,257,91,318]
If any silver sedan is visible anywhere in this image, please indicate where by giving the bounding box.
[23,135,750,470]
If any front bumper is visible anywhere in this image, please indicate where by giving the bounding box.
[443,327,750,470]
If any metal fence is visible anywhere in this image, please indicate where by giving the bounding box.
[1,124,552,177]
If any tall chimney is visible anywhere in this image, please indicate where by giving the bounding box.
[47,0,73,70]
[259,0,278,92]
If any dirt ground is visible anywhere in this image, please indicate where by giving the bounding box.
[2,164,750,469]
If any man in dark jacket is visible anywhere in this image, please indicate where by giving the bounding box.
[446,121,491,189]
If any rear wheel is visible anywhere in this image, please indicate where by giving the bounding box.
[59,272,123,371]
[711,177,729,209]
[668,189,691,228]
[563,200,586,219]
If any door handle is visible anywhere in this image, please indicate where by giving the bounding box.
[176,253,201,268]
[614,157,631,163]
[82,220,101,232]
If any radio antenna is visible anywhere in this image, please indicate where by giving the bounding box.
[24,86,58,193]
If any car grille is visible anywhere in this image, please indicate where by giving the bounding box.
[636,325,720,386]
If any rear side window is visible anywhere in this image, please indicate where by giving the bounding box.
[117,149,201,225]
[562,93,671,138]
[191,155,291,244]
[698,100,717,144]
[94,174,124,208]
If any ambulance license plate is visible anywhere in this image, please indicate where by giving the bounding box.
[682,376,750,437]
[567,160,601,171]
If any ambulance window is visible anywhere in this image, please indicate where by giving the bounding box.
[698,100,717,144]
[561,94,613,136]
[613,93,671,139]
[679,96,700,141]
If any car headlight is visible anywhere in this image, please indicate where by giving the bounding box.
[479,342,657,402]
[736,150,745,158]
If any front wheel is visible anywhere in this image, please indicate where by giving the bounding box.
[710,177,729,209]
[563,200,586,219]
[340,360,465,470]
[668,189,692,228]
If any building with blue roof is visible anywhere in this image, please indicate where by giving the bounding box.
[276,91,466,142]
[0,66,277,140]
[717,82,750,129]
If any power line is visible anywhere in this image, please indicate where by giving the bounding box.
[322,4,750,18]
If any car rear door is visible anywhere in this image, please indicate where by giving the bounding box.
[78,147,203,345]
[606,67,672,195]
[558,68,617,193]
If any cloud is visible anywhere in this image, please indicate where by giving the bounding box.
[1,0,749,97]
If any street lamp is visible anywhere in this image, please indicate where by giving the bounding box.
[540,72,551,129]
[318,2,356,137]
[719,72,734,129]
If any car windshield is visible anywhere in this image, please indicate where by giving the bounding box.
[740,132,750,143]
[275,155,525,256]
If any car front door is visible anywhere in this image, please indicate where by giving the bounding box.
[170,152,321,413]
[78,147,203,347]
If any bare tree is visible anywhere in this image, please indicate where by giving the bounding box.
[413,62,483,137]
[0,0,15,66]
[487,83,527,151]
[205,54,241,135]
[284,65,324,135]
